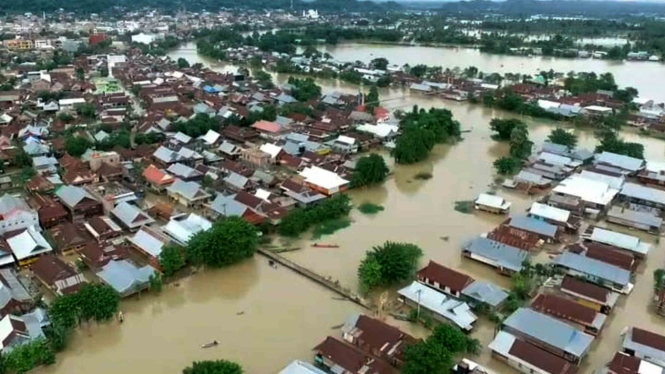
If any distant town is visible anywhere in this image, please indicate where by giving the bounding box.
[0,3,665,374]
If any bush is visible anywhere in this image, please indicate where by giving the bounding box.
[2,338,55,373]
[493,156,521,175]
[351,154,389,188]
[186,217,258,268]
[278,195,352,237]
[358,241,423,293]
[358,203,384,215]
[311,218,351,239]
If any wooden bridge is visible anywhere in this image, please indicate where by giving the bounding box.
[256,248,372,310]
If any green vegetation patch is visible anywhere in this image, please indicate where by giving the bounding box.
[454,200,475,214]
[312,218,352,240]
[358,202,385,215]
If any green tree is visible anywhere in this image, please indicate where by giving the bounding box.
[186,217,258,268]
[159,245,187,277]
[58,112,74,123]
[509,124,533,160]
[489,118,524,141]
[402,339,452,374]
[177,57,190,69]
[287,77,321,102]
[409,64,428,78]
[392,127,434,164]
[13,150,32,167]
[370,57,389,70]
[358,241,423,293]
[48,284,120,329]
[64,135,92,157]
[182,360,243,374]
[149,273,163,293]
[75,66,85,80]
[365,85,380,114]
[430,324,472,354]
[654,268,665,291]
[76,103,97,119]
[547,128,578,149]
[595,130,644,159]
[493,157,520,175]
[351,154,389,188]
[99,67,109,77]
[1,338,55,374]
[253,70,273,88]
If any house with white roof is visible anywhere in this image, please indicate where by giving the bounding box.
[356,123,399,140]
[474,193,511,214]
[326,135,359,154]
[299,166,350,196]
[594,151,645,175]
[528,202,581,232]
[397,281,477,331]
[552,174,619,216]
[162,213,212,246]
[96,260,157,297]
[620,183,665,210]
[7,227,52,266]
[0,314,44,354]
[0,195,39,235]
[111,202,155,231]
[583,227,651,258]
[166,179,211,207]
[200,129,221,146]
[128,227,171,268]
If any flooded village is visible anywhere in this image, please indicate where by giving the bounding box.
[0,5,665,374]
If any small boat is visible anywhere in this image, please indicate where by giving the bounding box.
[236,311,245,316]
[312,243,339,248]
[201,340,219,349]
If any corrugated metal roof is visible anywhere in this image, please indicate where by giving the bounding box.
[503,308,593,358]
[529,203,570,223]
[461,281,508,307]
[595,152,645,172]
[621,183,665,206]
[588,227,651,255]
[554,252,631,287]
[397,281,477,330]
[96,260,156,295]
[463,237,528,273]
[508,215,558,238]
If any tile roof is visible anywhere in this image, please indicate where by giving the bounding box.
[313,336,397,374]
[416,260,475,293]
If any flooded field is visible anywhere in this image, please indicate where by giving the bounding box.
[40,45,665,374]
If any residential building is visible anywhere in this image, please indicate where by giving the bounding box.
[505,215,560,243]
[502,308,594,363]
[83,216,123,242]
[583,227,651,259]
[566,242,635,272]
[341,314,417,367]
[460,281,509,310]
[79,242,129,270]
[167,163,203,182]
[111,202,155,231]
[594,152,645,175]
[6,227,53,266]
[0,269,32,316]
[560,276,619,315]
[0,195,39,235]
[416,260,474,298]
[0,315,44,354]
[554,252,633,294]
[313,336,398,374]
[606,206,662,234]
[166,179,212,207]
[299,166,349,196]
[603,351,665,374]
[620,183,665,210]
[143,164,175,192]
[397,281,477,331]
[552,175,619,216]
[96,260,157,297]
[461,237,529,275]
[531,293,607,335]
[622,327,665,367]
[27,194,68,229]
[55,185,103,223]
[128,227,171,269]
[30,254,86,295]
[489,331,579,374]
[48,222,94,255]
[162,213,212,246]
[279,360,327,374]
[528,202,581,232]
[474,193,511,214]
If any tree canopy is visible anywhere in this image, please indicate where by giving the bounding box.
[489,118,524,141]
[351,154,389,188]
[365,85,380,114]
[547,128,578,149]
[393,106,461,164]
[49,284,120,330]
[358,241,423,293]
[595,129,644,159]
[287,77,322,102]
[160,245,187,277]
[278,195,352,237]
[64,135,93,157]
[186,217,258,268]
[493,156,521,175]
[174,114,221,138]
[177,58,190,69]
[183,360,243,374]
[402,324,478,374]
[509,124,533,160]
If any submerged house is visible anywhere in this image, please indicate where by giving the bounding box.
[622,327,665,368]
[583,227,651,259]
[553,252,633,294]
[489,331,579,374]
[416,260,474,298]
[313,336,398,374]
[462,237,529,275]
[530,293,607,335]
[559,276,619,315]
[96,260,157,297]
[397,281,477,331]
[502,308,594,364]
[474,193,511,214]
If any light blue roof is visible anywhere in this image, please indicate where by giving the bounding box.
[96,260,156,295]
[509,215,558,238]
[461,281,509,307]
[503,308,593,358]
[279,360,327,374]
[594,151,644,172]
[463,237,528,272]
[554,251,631,286]
[209,194,247,217]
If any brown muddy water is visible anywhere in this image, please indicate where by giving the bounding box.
[41,46,665,374]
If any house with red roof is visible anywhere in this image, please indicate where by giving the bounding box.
[416,260,475,298]
[143,164,175,192]
[251,120,288,140]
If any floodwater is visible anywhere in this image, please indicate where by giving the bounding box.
[44,45,665,374]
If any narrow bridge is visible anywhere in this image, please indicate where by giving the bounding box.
[256,248,372,310]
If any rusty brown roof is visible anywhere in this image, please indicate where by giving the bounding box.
[351,315,417,361]
[49,222,93,251]
[416,260,474,293]
[560,276,611,304]
[531,293,598,325]
[314,336,397,374]
[632,328,665,352]
[31,254,77,286]
[508,338,578,374]
[608,352,641,374]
